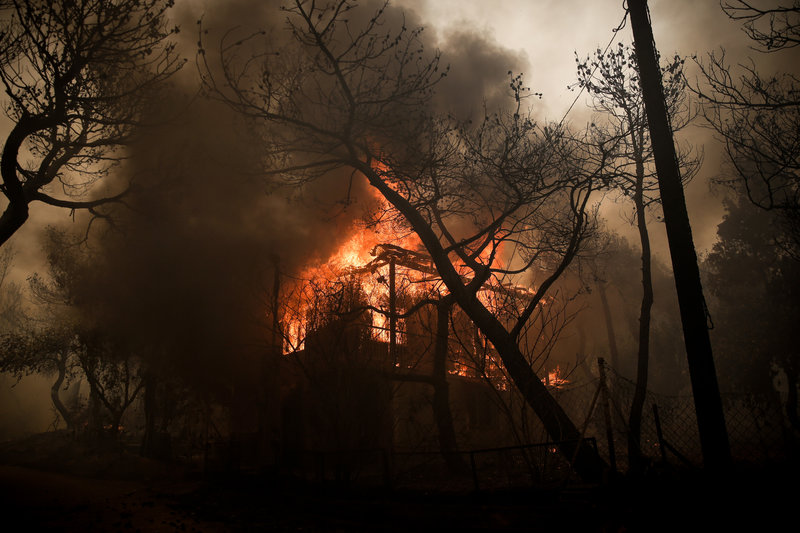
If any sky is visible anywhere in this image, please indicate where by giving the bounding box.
[397,0,795,258]
[399,0,748,118]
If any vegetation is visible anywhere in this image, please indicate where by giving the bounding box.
[0,3,797,522]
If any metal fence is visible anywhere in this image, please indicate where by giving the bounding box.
[552,363,793,471]
[199,362,795,490]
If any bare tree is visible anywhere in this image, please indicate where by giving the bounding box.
[0,0,184,246]
[722,1,800,51]
[575,43,700,471]
[695,2,800,259]
[200,0,611,481]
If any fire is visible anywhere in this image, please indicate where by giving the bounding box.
[277,164,545,372]
[544,365,569,389]
[324,228,381,272]
[280,222,545,356]
[281,217,426,352]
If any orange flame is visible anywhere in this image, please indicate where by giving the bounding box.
[544,365,569,389]
[279,162,534,359]
[281,216,425,352]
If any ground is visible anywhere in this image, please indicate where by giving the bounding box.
[0,431,796,532]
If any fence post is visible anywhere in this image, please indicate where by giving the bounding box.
[652,403,668,463]
[598,358,617,473]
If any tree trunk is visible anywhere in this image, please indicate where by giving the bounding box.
[629,0,731,471]
[432,298,467,473]
[87,383,103,442]
[0,117,39,246]
[389,256,397,366]
[467,299,607,482]
[49,354,75,430]
[361,155,608,482]
[628,158,654,474]
[110,409,124,437]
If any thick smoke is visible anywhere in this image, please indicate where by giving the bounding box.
[36,0,532,392]
[433,29,529,120]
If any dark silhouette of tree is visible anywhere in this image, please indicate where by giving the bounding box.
[200,0,610,481]
[575,43,700,471]
[629,0,731,471]
[695,2,800,259]
[585,230,687,393]
[722,1,800,51]
[7,227,145,438]
[0,0,184,246]
[703,194,800,432]
[0,326,81,429]
[75,330,144,438]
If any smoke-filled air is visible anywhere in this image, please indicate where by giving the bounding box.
[0,1,797,530]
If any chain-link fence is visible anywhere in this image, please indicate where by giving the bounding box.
[200,360,795,490]
[555,363,793,471]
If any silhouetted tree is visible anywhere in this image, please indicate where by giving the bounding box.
[200,0,611,481]
[15,227,145,438]
[703,194,800,431]
[629,0,731,471]
[695,2,800,259]
[0,326,81,429]
[575,43,699,471]
[0,0,183,246]
[75,330,144,438]
[721,1,800,51]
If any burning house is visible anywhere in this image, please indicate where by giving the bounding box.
[270,227,569,474]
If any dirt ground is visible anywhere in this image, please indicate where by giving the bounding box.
[0,432,796,532]
[0,464,625,532]
[0,464,226,532]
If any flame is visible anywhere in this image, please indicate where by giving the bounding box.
[277,161,542,389]
[281,217,425,352]
[544,365,569,389]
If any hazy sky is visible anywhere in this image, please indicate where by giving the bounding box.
[398,0,795,257]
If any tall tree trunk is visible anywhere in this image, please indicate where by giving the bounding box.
[361,155,608,483]
[87,383,103,441]
[389,256,397,366]
[628,158,654,473]
[432,298,467,473]
[466,300,608,482]
[629,0,731,471]
[49,353,75,430]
